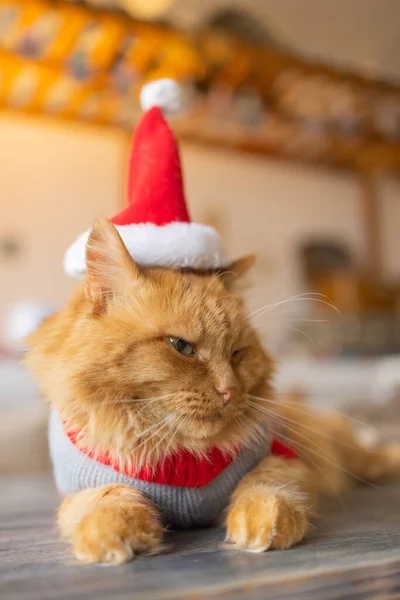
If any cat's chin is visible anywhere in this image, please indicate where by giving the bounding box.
[180,424,223,442]
[176,416,227,442]
[176,412,243,444]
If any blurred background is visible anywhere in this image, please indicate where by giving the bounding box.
[1,0,400,472]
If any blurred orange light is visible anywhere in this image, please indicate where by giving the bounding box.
[121,0,174,20]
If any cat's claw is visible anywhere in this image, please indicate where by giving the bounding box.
[71,504,164,565]
[225,487,309,552]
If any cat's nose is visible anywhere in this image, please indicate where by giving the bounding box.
[216,386,236,406]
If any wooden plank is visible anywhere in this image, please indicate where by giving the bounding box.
[0,476,400,599]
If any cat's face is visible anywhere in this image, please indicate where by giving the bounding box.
[29,219,273,463]
[92,266,270,445]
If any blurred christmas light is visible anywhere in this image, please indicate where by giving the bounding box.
[121,0,174,20]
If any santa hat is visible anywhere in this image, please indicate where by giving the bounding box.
[64,79,229,279]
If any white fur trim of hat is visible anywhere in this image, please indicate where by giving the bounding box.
[64,222,229,279]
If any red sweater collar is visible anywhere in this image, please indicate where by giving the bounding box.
[66,428,296,488]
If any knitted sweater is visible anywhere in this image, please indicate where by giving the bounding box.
[49,409,289,528]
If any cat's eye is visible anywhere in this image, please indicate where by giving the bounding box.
[168,336,194,356]
[232,348,246,361]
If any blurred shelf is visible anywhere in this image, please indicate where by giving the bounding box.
[0,0,400,173]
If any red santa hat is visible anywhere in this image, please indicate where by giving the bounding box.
[64,79,229,279]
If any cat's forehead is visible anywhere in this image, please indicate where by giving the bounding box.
[156,272,248,345]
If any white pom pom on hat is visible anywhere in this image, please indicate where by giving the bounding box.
[140,78,183,115]
[63,78,229,279]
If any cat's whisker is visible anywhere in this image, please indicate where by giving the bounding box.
[199,269,233,305]
[256,417,378,495]
[247,396,367,454]
[234,411,266,448]
[250,392,373,424]
[149,407,188,460]
[248,394,394,441]
[132,405,189,455]
[268,427,351,515]
[254,307,308,318]
[248,293,343,321]
[98,393,176,407]
[134,399,170,418]
[279,325,317,346]
[259,316,331,326]
[288,318,330,324]
[250,308,328,328]
[164,408,195,456]
[247,400,380,489]
[132,411,178,445]
[253,292,334,310]
[132,394,181,417]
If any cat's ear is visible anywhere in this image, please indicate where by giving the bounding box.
[221,255,256,288]
[85,217,141,309]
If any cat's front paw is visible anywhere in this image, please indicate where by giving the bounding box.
[226,487,309,552]
[72,503,164,565]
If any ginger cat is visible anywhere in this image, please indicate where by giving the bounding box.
[27,218,400,564]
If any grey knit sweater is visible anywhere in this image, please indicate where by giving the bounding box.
[49,408,270,528]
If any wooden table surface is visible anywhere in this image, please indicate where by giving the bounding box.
[1,475,399,600]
